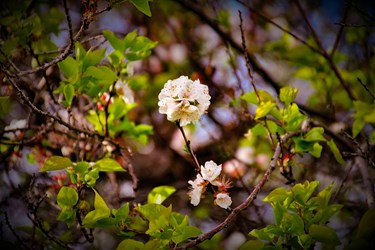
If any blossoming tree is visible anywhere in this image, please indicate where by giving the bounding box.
[1,0,374,249]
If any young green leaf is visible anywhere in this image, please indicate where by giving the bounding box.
[130,0,152,17]
[63,84,75,107]
[116,239,145,250]
[82,189,111,227]
[57,186,78,208]
[280,86,298,106]
[147,186,176,204]
[255,101,277,120]
[326,139,345,164]
[58,57,79,77]
[93,158,126,172]
[40,156,72,172]
[309,224,340,245]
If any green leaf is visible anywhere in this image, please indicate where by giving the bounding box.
[291,180,319,205]
[57,207,76,226]
[326,139,345,164]
[130,0,152,17]
[273,202,288,226]
[255,101,277,120]
[280,213,305,235]
[280,86,298,106]
[82,48,106,70]
[310,142,323,158]
[148,186,176,204]
[241,90,275,105]
[304,127,326,142]
[309,224,340,245]
[75,41,86,61]
[297,234,313,249]
[352,119,365,138]
[103,30,126,51]
[116,239,144,250]
[58,57,79,77]
[239,240,264,250]
[57,186,78,207]
[356,208,375,240]
[63,84,75,107]
[114,203,130,222]
[249,226,277,241]
[84,66,117,82]
[93,158,126,172]
[40,156,72,172]
[74,161,89,174]
[82,189,111,227]
[263,187,292,205]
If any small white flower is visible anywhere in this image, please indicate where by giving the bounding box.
[158,76,210,126]
[188,174,206,206]
[3,119,27,140]
[115,80,134,104]
[201,160,222,182]
[215,192,232,209]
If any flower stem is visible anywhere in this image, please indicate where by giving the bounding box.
[176,122,201,172]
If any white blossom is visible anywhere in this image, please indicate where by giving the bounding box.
[215,192,232,209]
[115,80,134,104]
[188,174,206,206]
[3,119,27,140]
[158,76,210,126]
[201,160,222,182]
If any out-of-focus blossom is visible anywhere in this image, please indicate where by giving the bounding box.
[115,79,134,104]
[188,174,206,206]
[235,146,255,165]
[215,192,232,209]
[3,119,27,140]
[223,159,247,178]
[158,76,210,126]
[201,160,222,182]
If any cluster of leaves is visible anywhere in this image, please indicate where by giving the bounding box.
[41,155,201,249]
[241,86,344,164]
[241,180,342,250]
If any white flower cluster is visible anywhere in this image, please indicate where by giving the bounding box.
[188,160,232,209]
[158,76,210,126]
[3,119,27,140]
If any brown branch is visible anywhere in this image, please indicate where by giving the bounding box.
[175,0,281,93]
[239,10,260,102]
[63,0,74,46]
[2,211,31,250]
[0,66,101,138]
[237,0,323,55]
[176,131,300,249]
[357,77,375,100]
[293,0,356,101]
[11,15,88,78]
[331,5,348,57]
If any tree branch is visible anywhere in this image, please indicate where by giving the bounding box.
[176,131,300,249]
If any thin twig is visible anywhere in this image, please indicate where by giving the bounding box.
[2,211,31,250]
[176,122,201,172]
[237,0,323,55]
[0,66,101,138]
[357,77,375,100]
[63,0,74,45]
[176,131,300,249]
[293,0,356,101]
[10,16,88,78]
[239,10,260,103]
[331,6,348,57]
[175,0,281,93]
